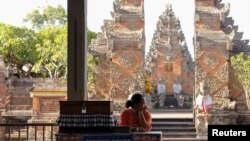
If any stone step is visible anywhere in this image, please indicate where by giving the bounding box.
[150,108,193,113]
[152,118,193,122]
[152,126,196,132]
[152,112,196,139]
[152,121,194,127]
[162,132,196,138]
[151,111,193,119]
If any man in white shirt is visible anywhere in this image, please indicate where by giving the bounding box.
[173,80,183,107]
[157,82,166,95]
[173,81,182,97]
[156,80,166,107]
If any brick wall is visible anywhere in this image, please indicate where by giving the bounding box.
[40,97,62,113]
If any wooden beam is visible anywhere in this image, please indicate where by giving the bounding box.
[67,0,87,101]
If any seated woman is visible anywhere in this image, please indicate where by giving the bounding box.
[119,92,152,132]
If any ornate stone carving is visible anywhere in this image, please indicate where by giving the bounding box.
[195,67,207,82]
[111,63,123,81]
[203,54,220,69]
[216,64,229,82]
[206,76,221,95]
[118,53,136,69]
[214,86,229,98]
[195,51,204,60]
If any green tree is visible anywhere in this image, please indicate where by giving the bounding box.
[87,30,97,85]
[33,25,67,78]
[0,23,39,77]
[0,5,97,80]
[87,30,97,46]
[23,5,67,30]
[230,53,250,88]
[231,53,250,110]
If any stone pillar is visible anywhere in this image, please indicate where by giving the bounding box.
[194,0,235,138]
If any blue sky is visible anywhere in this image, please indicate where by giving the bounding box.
[0,0,249,59]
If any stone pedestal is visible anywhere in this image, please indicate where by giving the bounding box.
[195,111,237,138]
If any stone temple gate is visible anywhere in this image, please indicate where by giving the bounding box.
[0,0,250,139]
[88,0,195,110]
[89,0,250,138]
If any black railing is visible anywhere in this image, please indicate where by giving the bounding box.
[0,123,58,141]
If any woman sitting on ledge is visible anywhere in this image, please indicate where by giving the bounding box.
[119,92,152,132]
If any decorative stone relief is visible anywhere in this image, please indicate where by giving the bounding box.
[206,76,221,94]
[209,112,237,125]
[195,51,204,60]
[203,54,220,69]
[195,114,208,139]
[216,64,229,82]
[96,79,109,90]
[111,63,123,80]
[213,98,224,110]
[195,67,207,82]
[118,77,137,95]
[214,86,229,98]
[110,87,123,99]
[118,53,136,69]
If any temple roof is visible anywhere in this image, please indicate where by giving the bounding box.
[159,4,177,21]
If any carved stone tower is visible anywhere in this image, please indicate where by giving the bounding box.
[145,4,194,95]
[194,0,237,138]
[89,0,145,110]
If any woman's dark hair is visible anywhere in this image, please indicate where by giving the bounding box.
[125,92,144,108]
